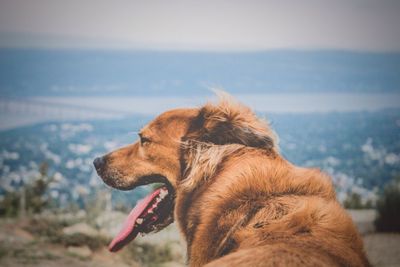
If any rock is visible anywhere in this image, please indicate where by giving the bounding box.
[67,245,92,258]
[159,262,186,267]
[62,222,99,237]
[57,210,87,222]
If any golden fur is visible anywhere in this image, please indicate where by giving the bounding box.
[96,93,370,266]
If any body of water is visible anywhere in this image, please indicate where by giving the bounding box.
[1,93,399,130]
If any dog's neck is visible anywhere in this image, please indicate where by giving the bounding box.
[174,146,273,266]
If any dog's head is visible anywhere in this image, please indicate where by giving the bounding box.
[94,94,277,252]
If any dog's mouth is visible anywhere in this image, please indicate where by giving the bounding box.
[108,180,174,252]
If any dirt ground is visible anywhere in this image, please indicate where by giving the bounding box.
[1,210,399,267]
[364,233,400,267]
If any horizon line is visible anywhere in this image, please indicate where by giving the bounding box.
[1,46,400,55]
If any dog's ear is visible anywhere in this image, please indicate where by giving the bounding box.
[187,93,277,150]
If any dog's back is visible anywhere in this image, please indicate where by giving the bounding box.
[176,147,370,266]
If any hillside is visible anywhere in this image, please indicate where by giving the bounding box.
[1,109,399,209]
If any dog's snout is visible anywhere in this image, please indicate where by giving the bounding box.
[93,156,106,172]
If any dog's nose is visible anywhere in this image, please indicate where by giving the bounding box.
[93,156,106,172]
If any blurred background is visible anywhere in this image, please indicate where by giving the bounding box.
[0,0,399,266]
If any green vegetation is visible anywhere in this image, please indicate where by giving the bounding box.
[0,243,7,260]
[0,162,54,217]
[56,233,108,251]
[23,217,68,239]
[23,217,109,251]
[343,192,373,209]
[375,178,400,232]
[0,191,20,217]
[0,241,60,264]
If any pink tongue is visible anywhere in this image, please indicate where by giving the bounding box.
[108,187,162,252]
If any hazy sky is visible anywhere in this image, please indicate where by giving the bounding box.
[0,0,399,51]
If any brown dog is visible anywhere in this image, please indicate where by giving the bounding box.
[94,93,370,266]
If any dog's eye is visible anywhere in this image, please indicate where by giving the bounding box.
[139,134,151,145]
